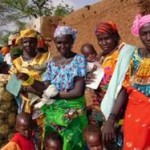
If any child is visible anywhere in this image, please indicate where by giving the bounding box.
[84,124,102,150]
[45,132,63,150]
[81,43,97,63]
[1,112,36,150]
[81,43,104,125]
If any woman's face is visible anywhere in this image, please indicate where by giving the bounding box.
[21,37,37,53]
[96,33,118,55]
[139,23,150,50]
[54,35,74,57]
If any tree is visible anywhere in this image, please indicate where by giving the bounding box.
[0,0,73,44]
[0,0,73,21]
[54,4,73,17]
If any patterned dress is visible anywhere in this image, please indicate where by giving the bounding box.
[88,49,120,124]
[42,54,88,150]
[123,49,150,150]
[9,52,51,113]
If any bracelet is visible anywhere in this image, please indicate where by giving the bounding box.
[22,76,34,87]
[108,113,117,120]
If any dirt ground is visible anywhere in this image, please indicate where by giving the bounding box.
[49,0,142,56]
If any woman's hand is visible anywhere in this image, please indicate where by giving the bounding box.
[101,118,116,143]
[17,72,29,81]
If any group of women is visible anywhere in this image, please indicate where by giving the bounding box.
[0,10,150,150]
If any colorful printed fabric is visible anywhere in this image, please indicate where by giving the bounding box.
[54,26,77,41]
[127,49,150,96]
[10,52,50,80]
[123,49,150,149]
[9,52,51,113]
[42,54,87,150]
[85,48,120,126]
[91,48,120,113]
[42,97,87,150]
[123,87,150,150]
[43,54,87,91]
[101,44,136,120]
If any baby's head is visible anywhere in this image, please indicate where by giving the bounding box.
[81,43,97,62]
[15,112,33,139]
[84,124,102,150]
[45,132,63,150]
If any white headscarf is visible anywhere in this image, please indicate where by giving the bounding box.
[54,26,77,41]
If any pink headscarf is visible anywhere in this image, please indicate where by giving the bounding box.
[131,14,150,36]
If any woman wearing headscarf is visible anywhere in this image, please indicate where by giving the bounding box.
[18,26,88,150]
[123,12,150,150]
[86,21,136,149]
[9,29,51,113]
[0,55,17,148]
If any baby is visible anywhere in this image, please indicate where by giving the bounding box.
[81,43,104,125]
[84,124,102,150]
[1,112,36,150]
[45,132,63,150]
[81,43,98,73]
[81,43,97,63]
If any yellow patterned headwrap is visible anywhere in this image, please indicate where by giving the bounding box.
[20,29,38,38]
[16,29,38,44]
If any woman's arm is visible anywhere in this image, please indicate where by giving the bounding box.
[18,72,48,96]
[18,73,85,99]
[101,87,128,142]
[31,80,49,95]
[31,76,85,99]
[56,76,85,99]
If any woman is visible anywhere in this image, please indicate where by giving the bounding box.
[87,21,122,120]
[86,21,135,148]
[19,26,88,150]
[0,55,17,148]
[123,13,150,150]
[87,22,122,124]
[9,29,50,113]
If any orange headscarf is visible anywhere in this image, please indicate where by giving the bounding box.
[95,21,118,35]
[1,46,9,56]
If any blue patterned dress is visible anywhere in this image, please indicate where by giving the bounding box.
[42,54,88,150]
